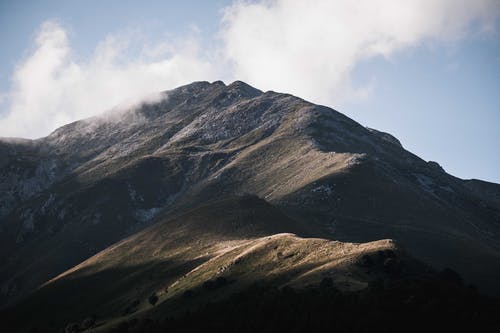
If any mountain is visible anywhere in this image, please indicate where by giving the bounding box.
[5,196,435,332]
[1,80,500,331]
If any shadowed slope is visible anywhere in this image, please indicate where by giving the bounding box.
[2,196,425,333]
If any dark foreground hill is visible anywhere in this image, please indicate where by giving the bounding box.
[3,196,499,332]
[1,80,499,332]
[1,196,428,332]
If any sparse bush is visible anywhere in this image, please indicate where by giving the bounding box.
[148,292,158,306]
[368,278,385,291]
[109,321,129,333]
[359,254,373,267]
[383,258,401,276]
[202,280,215,290]
[438,268,463,286]
[281,285,295,294]
[215,276,228,287]
[384,249,396,258]
[123,299,141,315]
[64,322,81,333]
[203,276,229,291]
[81,316,96,329]
[320,277,334,289]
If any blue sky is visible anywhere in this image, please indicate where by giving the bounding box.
[0,0,499,183]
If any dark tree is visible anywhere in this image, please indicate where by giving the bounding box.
[148,293,159,306]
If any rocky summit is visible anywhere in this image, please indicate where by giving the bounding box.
[1,81,500,332]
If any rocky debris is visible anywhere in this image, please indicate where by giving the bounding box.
[367,127,403,148]
[427,161,445,172]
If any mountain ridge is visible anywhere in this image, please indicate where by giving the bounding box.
[1,80,499,313]
[4,195,432,332]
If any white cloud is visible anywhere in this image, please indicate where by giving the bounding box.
[0,22,219,139]
[0,1,499,139]
[221,0,500,105]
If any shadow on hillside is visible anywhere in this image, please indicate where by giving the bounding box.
[0,256,207,333]
[79,273,500,333]
[2,247,500,333]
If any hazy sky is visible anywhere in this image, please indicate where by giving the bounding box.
[0,0,499,183]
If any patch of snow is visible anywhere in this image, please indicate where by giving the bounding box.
[312,184,335,196]
[307,138,322,150]
[134,207,161,222]
[414,173,435,192]
[40,193,55,214]
[467,221,494,237]
[91,213,102,225]
[0,158,61,219]
[19,160,58,199]
[21,209,34,231]
[58,209,66,220]
[347,153,366,166]
[127,182,144,202]
[0,191,15,219]
[439,185,455,193]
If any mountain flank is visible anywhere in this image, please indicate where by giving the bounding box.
[0,80,499,331]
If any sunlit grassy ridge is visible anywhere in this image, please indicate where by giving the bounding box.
[5,196,426,332]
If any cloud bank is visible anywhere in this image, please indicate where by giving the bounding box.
[221,0,500,104]
[0,22,218,138]
[1,0,499,138]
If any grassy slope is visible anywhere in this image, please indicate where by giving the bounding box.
[2,196,424,333]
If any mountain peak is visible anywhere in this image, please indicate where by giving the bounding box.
[200,80,263,106]
[227,80,263,97]
[1,80,500,318]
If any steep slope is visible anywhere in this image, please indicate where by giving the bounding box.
[0,80,499,308]
[3,196,426,333]
[464,179,500,209]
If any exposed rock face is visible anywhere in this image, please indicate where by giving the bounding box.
[1,80,499,308]
[366,127,403,148]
